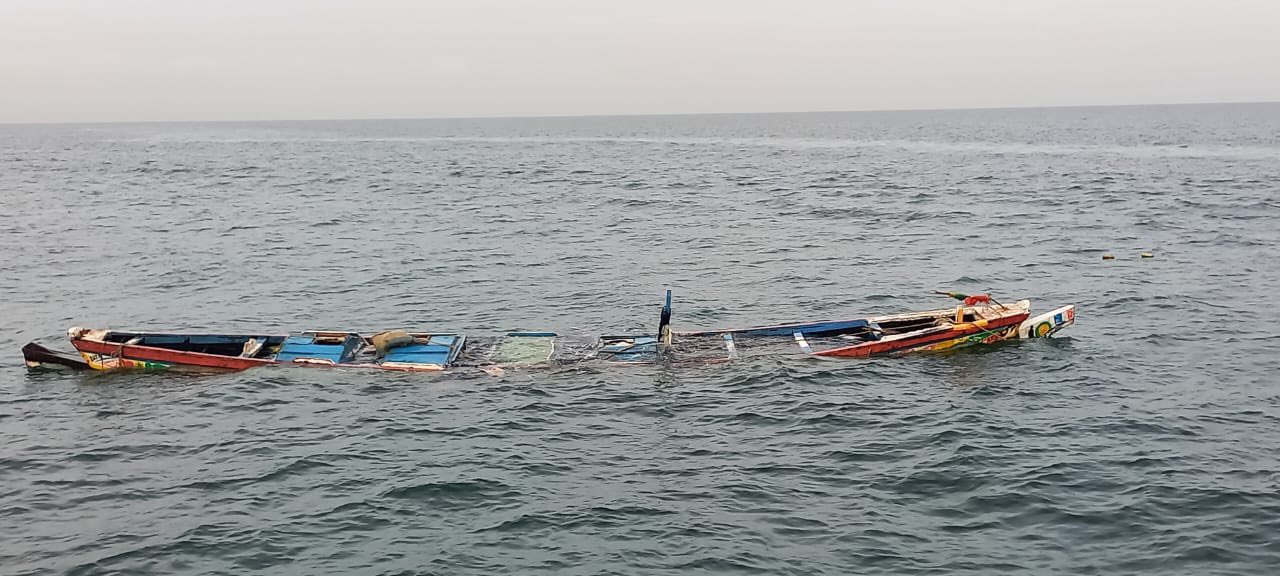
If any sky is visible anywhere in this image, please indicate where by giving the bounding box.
[1,0,1277,123]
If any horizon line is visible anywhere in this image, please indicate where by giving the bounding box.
[2,99,1277,127]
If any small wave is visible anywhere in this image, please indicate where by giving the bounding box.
[176,457,334,490]
[383,478,514,503]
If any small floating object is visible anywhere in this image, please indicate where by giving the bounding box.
[1102,254,1115,260]
[1140,252,1154,258]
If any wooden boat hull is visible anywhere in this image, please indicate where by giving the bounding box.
[674,298,1072,361]
[66,328,466,373]
[71,335,275,371]
[812,310,1030,358]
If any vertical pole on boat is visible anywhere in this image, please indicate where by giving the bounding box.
[658,289,673,352]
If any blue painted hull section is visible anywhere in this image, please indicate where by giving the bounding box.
[383,344,452,366]
[681,318,871,338]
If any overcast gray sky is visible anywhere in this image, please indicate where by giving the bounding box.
[1,0,1277,123]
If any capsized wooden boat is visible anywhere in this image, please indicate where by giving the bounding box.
[21,290,1075,373]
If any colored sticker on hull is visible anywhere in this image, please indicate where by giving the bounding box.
[81,353,171,371]
[908,325,1019,354]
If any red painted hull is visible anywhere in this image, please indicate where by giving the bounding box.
[813,311,1030,358]
[71,338,273,371]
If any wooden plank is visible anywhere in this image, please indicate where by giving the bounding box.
[794,332,813,354]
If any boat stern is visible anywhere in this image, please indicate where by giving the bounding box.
[1018,305,1076,338]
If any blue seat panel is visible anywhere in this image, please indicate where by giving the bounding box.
[275,334,360,364]
[383,343,453,366]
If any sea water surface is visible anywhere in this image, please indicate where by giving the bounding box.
[2,104,1279,575]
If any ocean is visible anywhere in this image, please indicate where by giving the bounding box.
[2,103,1279,575]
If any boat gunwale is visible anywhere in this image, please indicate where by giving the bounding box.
[71,329,469,371]
[675,300,1032,338]
[71,337,277,369]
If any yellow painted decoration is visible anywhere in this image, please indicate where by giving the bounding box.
[913,325,1020,354]
[952,318,990,331]
[926,337,966,352]
[81,353,170,371]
